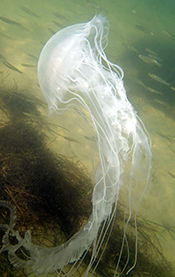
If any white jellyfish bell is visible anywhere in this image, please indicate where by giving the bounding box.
[0,15,152,276]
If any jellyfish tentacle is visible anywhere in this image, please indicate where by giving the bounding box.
[0,15,151,276]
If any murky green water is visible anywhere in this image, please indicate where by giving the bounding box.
[0,0,175,276]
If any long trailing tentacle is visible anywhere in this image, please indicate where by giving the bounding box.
[0,14,151,277]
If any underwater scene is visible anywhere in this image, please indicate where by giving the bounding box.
[0,0,175,276]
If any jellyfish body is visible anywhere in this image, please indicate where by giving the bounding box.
[0,15,151,276]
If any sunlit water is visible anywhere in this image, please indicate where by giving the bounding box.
[0,0,175,275]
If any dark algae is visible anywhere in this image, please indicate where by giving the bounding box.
[0,16,28,30]
[20,6,40,18]
[0,84,174,276]
[0,54,22,74]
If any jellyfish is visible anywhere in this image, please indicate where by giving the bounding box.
[0,15,151,276]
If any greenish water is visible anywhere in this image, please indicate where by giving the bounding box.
[0,0,175,276]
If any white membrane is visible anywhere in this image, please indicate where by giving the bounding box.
[0,15,152,276]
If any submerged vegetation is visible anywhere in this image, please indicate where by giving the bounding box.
[0,84,92,239]
[0,85,174,276]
